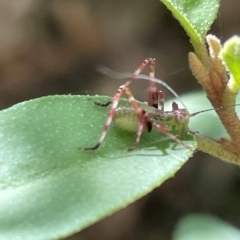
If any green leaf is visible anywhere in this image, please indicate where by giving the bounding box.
[160,0,220,61]
[221,36,240,88]
[0,95,195,240]
[173,214,240,240]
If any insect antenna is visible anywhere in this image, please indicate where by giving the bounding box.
[190,104,240,117]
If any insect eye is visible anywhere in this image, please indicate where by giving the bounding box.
[178,114,185,123]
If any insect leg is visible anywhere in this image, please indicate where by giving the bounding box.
[147,61,166,112]
[158,90,165,111]
[124,87,192,150]
[84,58,155,150]
[127,110,147,151]
[124,87,152,150]
[147,59,159,109]
[152,121,193,150]
[95,58,156,107]
[172,101,179,111]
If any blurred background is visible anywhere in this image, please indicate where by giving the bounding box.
[1,0,240,239]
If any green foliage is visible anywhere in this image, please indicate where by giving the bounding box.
[221,36,240,87]
[0,95,195,239]
[174,214,240,240]
[160,0,220,61]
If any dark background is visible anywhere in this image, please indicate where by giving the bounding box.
[1,0,240,239]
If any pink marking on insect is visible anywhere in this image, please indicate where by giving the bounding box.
[83,58,193,151]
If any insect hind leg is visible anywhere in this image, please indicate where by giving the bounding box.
[83,58,155,151]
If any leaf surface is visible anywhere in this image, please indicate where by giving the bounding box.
[221,36,240,88]
[0,95,195,239]
[160,0,220,61]
[174,214,240,240]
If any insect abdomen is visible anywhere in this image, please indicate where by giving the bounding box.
[113,106,140,132]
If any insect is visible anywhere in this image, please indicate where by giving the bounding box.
[83,58,193,151]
